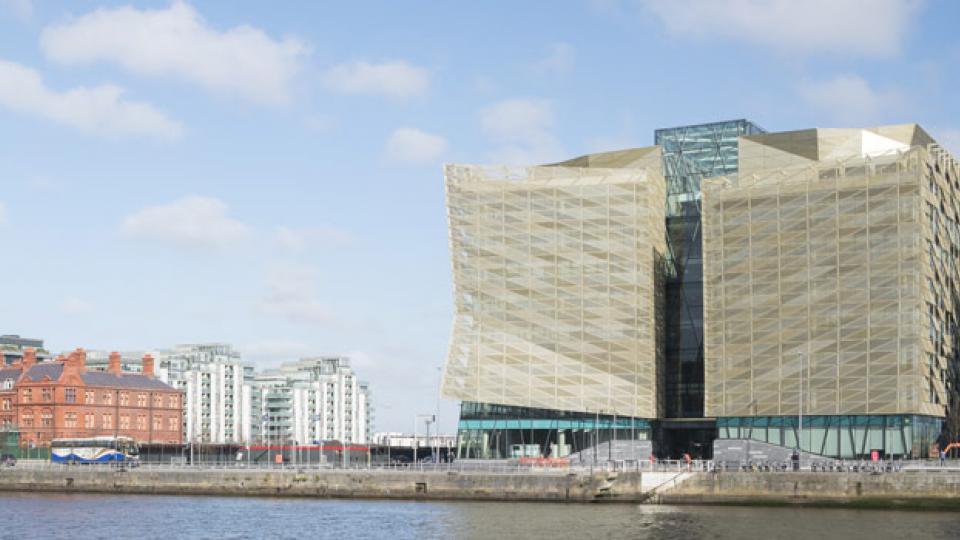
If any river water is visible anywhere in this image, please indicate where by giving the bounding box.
[1,492,958,539]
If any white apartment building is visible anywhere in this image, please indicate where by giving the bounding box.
[160,344,254,444]
[251,356,373,444]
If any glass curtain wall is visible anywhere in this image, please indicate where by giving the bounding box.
[655,120,765,418]
[456,402,651,459]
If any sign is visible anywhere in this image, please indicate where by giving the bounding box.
[870,450,879,462]
[274,453,283,464]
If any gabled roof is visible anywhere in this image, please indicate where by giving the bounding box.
[22,363,64,382]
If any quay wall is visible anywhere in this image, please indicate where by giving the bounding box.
[2,468,960,508]
[658,471,960,509]
[0,468,643,503]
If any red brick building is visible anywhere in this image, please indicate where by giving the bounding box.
[1,348,183,447]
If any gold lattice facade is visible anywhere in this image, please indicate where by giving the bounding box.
[441,149,666,419]
[703,125,960,421]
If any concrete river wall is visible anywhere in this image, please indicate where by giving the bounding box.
[1,467,959,508]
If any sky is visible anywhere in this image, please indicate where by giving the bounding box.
[0,0,958,433]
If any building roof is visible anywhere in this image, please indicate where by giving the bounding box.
[22,362,63,382]
[0,368,21,383]
[18,361,176,390]
[81,371,175,391]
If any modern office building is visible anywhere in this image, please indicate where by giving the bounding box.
[703,125,955,458]
[442,120,960,460]
[441,151,667,458]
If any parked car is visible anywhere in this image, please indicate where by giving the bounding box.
[1,454,16,467]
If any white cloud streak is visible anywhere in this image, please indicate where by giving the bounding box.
[40,1,307,105]
[798,75,903,124]
[535,42,575,74]
[121,195,250,250]
[274,225,353,252]
[322,60,429,99]
[58,298,94,316]
[639,0,922,58]
[0,59,182,139]
[386,127,448,163]
[479,98,563,164]
[257,262,335,325]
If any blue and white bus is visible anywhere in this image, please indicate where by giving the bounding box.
[50,436,140,465]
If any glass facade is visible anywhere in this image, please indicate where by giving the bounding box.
[456,401,651,459]
[718,414,941,459]
[656,120,765,418]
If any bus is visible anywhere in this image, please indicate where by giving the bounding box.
[50,436,140,465]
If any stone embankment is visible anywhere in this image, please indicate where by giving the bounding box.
[1,467,960,508]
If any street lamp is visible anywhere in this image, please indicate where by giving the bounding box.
[414,414,435,465]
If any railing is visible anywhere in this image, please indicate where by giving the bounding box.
[6,458,960,475]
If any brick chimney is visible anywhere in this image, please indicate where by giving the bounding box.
[108,351,121,375]
[72,348,87,372]
[22,348,37,370]
[142,354,155,378]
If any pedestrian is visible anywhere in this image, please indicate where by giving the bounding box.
[940,449,946,467]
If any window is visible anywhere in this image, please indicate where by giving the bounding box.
[40,410,52,428]
[119,392,129,406]
[41,388,52,402]
[65,388,77,403]
[102,414,113,430]
[64,412,78,428]
[168,395,178,408]
[137,393,147,407]
[120,415,130,430]
[22,389,32,404]
[103,392,113,406]
[168,417,178,431]
[136,415,146,430]
[84,390,95,405]
[21,410,33,427]
[1,379,12,390]
[153,416,162,430]
[84,414,95,429]
[153,395,162,407]
[1,399,9,411]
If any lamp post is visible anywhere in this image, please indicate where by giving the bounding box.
[414,414,435,466]
[797,351,805,470]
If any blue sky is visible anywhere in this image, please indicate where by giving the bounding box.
[0,0,957,432]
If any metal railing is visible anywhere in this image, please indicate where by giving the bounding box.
[6,458,960,475]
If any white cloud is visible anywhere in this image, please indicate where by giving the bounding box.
[257,262,335,324]
[1,0,32,19]
[386,127,448,163]
[274,225,353,252]
[479,98,563,164]
[939,129,960,157]
[121,195,250,250]
[0,59,182,139]
[58,298,94,316]
[40,1,307,105]
[535,43,575,74]
[639,0,922,58]
[798,75,903,124]
[321,60,429,99]
[241,339,313,365]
